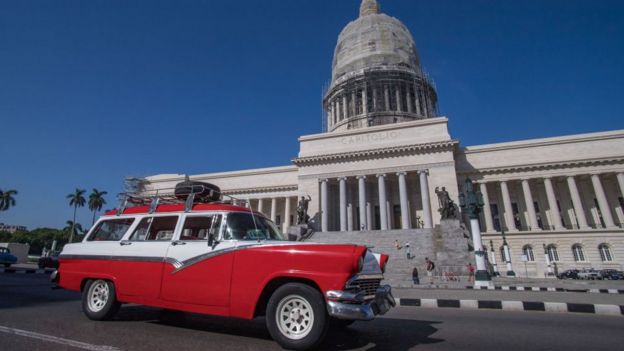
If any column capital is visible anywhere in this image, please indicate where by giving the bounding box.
[376,173,386,179]
[396,171,407,177]
[319,178,329,183]
[337,176,347,181]
[356,175,367,180]
[417,169,429,175]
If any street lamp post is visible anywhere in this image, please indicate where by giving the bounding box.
[501,230,516,277]
[489,240,500,276]
[459,178,492,287]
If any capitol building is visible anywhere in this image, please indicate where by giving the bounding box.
[146,0,624,277]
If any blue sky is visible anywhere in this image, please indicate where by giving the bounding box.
[1,0,623,230]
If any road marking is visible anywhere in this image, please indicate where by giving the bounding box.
[0,325,121,351]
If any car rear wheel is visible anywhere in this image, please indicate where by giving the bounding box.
[266,283,328,350]
[82,279,120,321]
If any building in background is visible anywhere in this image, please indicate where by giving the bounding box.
[0,223,27,234]
[144,0,624,277]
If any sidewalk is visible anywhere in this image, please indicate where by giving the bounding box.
[393,287,624,316]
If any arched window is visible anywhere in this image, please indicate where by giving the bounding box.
[572,244,585,262]
[546,244,559,262]
[598,243,613,262]
[522,245,535,261]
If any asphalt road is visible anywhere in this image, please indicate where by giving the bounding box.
[1,273,623,351]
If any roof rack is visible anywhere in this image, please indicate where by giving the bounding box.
[115,185,248,215]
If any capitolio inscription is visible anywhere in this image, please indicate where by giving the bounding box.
[341,131,400,145]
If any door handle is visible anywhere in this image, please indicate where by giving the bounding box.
[120,241,132,246]
[172,241,186,246]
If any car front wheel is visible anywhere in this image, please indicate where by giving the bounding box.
[266,283,328,351]
[82,279,120,321]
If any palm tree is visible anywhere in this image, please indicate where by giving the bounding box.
[88,189,108,225]
[64,220,84,239]
[0,189,18,211]
[67,189,86,243]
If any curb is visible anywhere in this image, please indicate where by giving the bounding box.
[467,285,624,294]
[396,298,624,316]
[0,268,53,275]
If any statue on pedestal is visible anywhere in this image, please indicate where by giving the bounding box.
[435,186,458,220]
[296,195,311,225]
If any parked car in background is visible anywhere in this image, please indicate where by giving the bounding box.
[577,269,602,280]
[38,251,60,269]
[0,247,18,267]
[600,269,624,280]
[557,269,579,279]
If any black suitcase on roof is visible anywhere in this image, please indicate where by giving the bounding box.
[174,181,222,203]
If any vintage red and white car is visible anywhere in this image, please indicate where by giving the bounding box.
[55,182,394,350]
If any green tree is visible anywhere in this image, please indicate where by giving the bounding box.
[67,188,86,243]
[0,189,18,211]
[88,189,108,225]
[64,220,84,241]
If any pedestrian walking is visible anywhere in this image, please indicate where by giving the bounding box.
[467,262,475,283]
[425,257,435,284]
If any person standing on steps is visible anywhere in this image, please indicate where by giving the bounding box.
[425,257,435,284]
[467,262,475,283]
[412,266,420,285]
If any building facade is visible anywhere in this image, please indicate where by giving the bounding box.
[145,0,624,277]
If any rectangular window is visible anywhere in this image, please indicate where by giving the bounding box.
[593,198,606,228]
[180,215,222,241]
[533,201,544,229]
[129,216,178,241]
[88,218,135,241]
[556,200,567,227]
[491,204,501,232]
[511,202,521,229]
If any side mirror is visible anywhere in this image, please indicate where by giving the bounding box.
[208,233,219,249]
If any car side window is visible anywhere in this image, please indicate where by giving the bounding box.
[129,216,178,241]
[87,218,135,241]
[180,215,216,240]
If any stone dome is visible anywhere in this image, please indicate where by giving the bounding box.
[331,2,421,84]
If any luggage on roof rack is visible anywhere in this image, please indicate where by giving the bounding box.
[174,181,222,203]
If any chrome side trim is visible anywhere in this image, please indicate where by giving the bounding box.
[59,254,166,263]
[171,246,241,274]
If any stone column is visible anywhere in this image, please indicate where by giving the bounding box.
[342,95,348,120]
[384,85,390,111]
[406,86,413,113]
[361,88,367,115]
[332,100,337,125]
[414,82,421,115]
[397,172,410,229]
[372,87,378,111]
[418,170,433,229]
[566,176,589,229]
[591,174,616,228]
[500,181,517,231]
[395,86,402,112]
[339,177,347,232]
[320,179,329,232]
[377,174,388,230]
[283,197,291,233]
[521,179,540,231]
[347,203,354,231]
[479,182,495,232]
[270,198,277,222]
[543,177,564,230]
[257,198,264,214]
[617,173,624,198]
[357,176,367,230]
[351,91,357,116]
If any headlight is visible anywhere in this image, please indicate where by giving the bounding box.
[357,256,364,272]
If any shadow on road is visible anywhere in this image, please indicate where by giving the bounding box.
[114,306,443,350]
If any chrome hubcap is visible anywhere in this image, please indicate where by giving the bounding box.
[276,295,314,340]
[87,280,109,312]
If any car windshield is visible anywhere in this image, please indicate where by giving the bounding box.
[224,212,284,241]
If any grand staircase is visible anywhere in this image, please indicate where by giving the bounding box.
[306,220,472,287]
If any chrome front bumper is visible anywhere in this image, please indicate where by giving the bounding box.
[326,285,395,321]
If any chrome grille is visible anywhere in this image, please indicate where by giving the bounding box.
[351,278,381,299]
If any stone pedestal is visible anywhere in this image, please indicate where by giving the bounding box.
[287,224,312,241]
